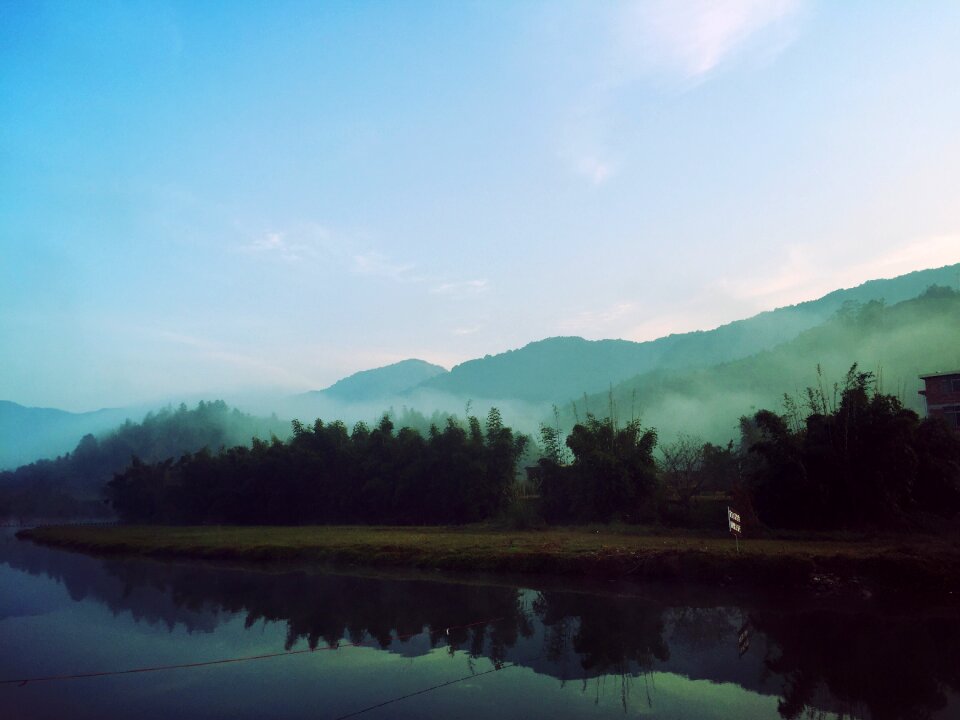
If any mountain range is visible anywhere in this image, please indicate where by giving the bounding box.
[2,262,958,470]
[568,285,960,444]
[413,263,960,403]
[0,402,138,471]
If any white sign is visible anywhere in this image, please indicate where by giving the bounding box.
[737,621,750,657]
[727,507,742,536]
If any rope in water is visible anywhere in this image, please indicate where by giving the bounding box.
[0,617,502,687]
[331,659,532,720]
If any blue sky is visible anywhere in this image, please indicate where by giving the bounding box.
[2,0,959,411]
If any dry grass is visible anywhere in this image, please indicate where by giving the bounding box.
[18,524,960,590]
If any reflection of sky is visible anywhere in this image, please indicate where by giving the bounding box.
[0,532,73,621]
[0,566,67,622]
[0,575,783,720]
[3,537,960,720]
[0,541,821,719]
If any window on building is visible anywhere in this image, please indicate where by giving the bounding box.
[942,405,960,429]
[952,378,960,393]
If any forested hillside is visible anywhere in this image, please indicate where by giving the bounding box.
[416,264,960,403]
[566,286,960,444]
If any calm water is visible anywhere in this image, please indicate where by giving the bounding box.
[1,530,959,720]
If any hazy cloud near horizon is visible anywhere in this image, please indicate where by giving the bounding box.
[1,1,959,411]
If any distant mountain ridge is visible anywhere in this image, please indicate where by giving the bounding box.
[0,401,136,471]
[568,286,960,444]
[269,358,450,425]
[414,263,960,403]
[3,263,957,470]
[0,400,291,519]
[312,359,447,402]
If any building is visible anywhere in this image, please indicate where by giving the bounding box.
[918,371,960,430]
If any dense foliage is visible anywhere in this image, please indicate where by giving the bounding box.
[744,366,960,529]
[92,380,960,530]
[106,409,529,525]
[538,415,659,524]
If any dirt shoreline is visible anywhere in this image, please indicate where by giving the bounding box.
[17,524,960,594]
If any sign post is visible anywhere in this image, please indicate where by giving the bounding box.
[737,620,750,657]
[727,506,742,553]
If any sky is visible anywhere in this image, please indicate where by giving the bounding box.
[2,0,959,412]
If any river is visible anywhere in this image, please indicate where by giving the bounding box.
[1,529,958,720]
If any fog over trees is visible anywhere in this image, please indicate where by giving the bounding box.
[3,282,959,531]
[569,285,960,445]
[0,401,288,520]
[107,408,529,525]
[99,367,960,531]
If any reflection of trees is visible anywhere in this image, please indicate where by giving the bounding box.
[0,534,219,632]
[7,533,960,720]
[667,606,740,651]
[231,572,534,660]
[97,559,534,658]
[752,609,960,720]
[533,591,670,712]
[535,591,669,676]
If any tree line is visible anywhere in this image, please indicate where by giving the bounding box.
[745,365,960,528]
[80,366,960,530]
[107,409,529,525]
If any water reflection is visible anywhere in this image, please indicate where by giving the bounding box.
[751,608,960,720]
[2,532,958,720]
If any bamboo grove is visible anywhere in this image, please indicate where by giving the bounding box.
[104,367,960,529]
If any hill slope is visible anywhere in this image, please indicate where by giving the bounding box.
[269,358,451,426]
[315,359,447,402]
[416,264,960,404]
[566,287,960,444]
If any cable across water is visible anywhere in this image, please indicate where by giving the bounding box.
[0,617,502,687]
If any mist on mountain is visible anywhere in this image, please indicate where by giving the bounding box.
[2,265,958,520]
[565,286,960,447]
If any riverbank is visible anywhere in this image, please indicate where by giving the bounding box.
[17,524,960,592]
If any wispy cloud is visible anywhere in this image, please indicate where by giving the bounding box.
[452,325,482,336]
[239,224,421,284]
[850,234,960,282]
[241,223,498,300]
[715,243,820,304]
[556,96,620,186]
[352,251,417,280]
[615,0,805,81]
[559,301,637,335]
[575,154,617,185]
[711,234,960,316]
[241,226,332,263]
[148,328,312,386]
[431,279,489,296]
[552,0,805,183]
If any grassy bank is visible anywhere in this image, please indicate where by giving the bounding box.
[17,524,960,592]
